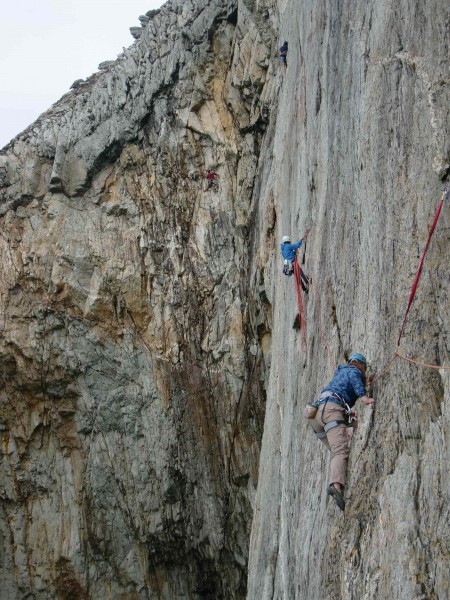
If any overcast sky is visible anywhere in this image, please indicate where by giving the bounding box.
[0,0,164,149]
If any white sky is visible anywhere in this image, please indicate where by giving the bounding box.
[0,0,164,149]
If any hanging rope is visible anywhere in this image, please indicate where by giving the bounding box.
[395,350,450,370]
[286,185,447,381]
[370,184,449,382]
[369,353,397,385]
[370,348,450,387]
[293,257,307,352]
[397,186,447,346]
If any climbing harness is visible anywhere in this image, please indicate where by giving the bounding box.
[323,420,346,434]
[282,259,294,276]
[306,391,356,439]
[320,394,355,427]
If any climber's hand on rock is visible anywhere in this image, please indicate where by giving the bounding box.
[361,396,375,405]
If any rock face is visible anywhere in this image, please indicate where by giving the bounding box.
[0,1,448,600]
[246,1,450,599]
[0,1,274,598]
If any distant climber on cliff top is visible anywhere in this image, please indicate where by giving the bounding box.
[307,353,375,511]
[280,231,309,284]
[279,41,288,68]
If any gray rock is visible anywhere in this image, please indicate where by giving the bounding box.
[129,26,143,39]
[98,60,115,71]
[0,1,272,598]
[0,0,448,599]
[146,9,161,19]
[70,78,85,89]
[247,1,449,599]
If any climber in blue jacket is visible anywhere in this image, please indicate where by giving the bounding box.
[311,352,375,511]
[279,41,288,68]
[280,229,310,277]
[320,359,368,408]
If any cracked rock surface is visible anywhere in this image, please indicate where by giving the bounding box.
[0,0,449,599]
[0,1,275,598]
[247,0,449,599]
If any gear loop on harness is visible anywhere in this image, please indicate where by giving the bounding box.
[312,396,351,439]
[316,393,354,433]
[324,419,347,433]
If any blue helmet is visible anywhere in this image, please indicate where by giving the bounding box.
[348,352,367,366]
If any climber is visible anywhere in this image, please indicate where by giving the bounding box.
[205,169,218,191]
[280,231,309,278]
[279,41,288,68]
[310,353,375,511]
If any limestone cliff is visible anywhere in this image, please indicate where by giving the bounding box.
[0,1,274,598]
[0,0,449,599]
[247,1,449,599]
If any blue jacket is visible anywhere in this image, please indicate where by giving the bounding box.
[321,365,366,408]
[280,240,302,261]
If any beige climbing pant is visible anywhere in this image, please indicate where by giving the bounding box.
[312,402,349,487]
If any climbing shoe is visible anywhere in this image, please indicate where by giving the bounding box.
[327,484,345,511]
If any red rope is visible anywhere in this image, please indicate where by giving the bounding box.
[292,186,447,381]
[370,350,450,386]
[395,351,450,370]
[369,187,448,383]
[397,190,445,347]
[293,257,307,352]
[369,352,397,385]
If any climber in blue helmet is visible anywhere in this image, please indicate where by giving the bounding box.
[310,352,375,511]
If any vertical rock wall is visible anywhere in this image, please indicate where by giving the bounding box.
[0,1,277,598]
[248,0,449,599]
[0,0,449,599]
